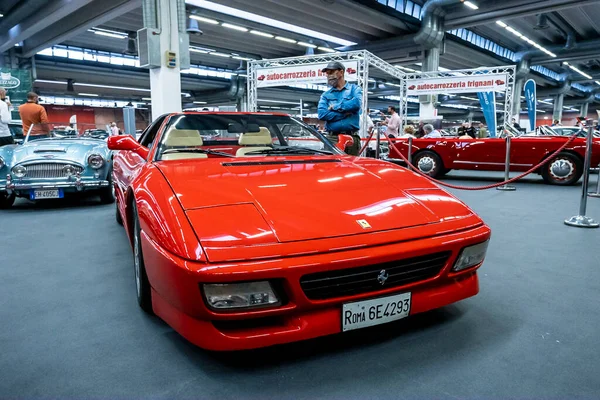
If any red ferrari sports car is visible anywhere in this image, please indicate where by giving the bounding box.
[109,112,491,351]
[389,127,600,185]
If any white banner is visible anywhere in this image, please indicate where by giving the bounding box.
[406,74,508,95]
[256,61,359,88]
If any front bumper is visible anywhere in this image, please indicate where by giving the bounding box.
[1,175,109,195]
[140,223,490,351]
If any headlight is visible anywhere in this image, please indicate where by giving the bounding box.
[452,241,489,272]
[62,165,76,176]
[0,156,4,169]
[12,165,26,178]
[88,154,104,169]
[203,281,281,310]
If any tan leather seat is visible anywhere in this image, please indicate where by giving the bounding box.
[236,127,273,157]
[161,129,208,160]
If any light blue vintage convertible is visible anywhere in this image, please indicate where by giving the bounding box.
[0,125,114,208]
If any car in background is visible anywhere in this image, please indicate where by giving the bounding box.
[551,126,600,138]
[389,125,600,185]
[81,129,110,140]
[0,124,114,208]
[108,111,491,351]
[8,121,24,144]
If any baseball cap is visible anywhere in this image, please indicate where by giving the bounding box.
[321,61,345,72]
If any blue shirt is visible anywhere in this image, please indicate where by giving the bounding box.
[318,82,362,133]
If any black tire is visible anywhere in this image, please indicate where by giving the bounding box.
[0,192,15,209]
[115,200,123,225]
[541,152,583,185]
[132,201,153,314]
[413,150,444,178]
[99,167,116,204]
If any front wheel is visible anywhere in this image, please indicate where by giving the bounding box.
[0,192,15,209]
[132,201,153,314]
[541,152,582,185]
[412,150,444,178]
[99,167,116,204]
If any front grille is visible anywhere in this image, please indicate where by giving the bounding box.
[300,251,451,300]
[23,163,83,179]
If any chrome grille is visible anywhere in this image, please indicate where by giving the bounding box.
[23,163,83,179]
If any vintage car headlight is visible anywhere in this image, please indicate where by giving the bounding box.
[203,281,281,310]
[452,241,489,272]
[0,156,4,169]
[63,165,76,176]
[12,165,26,178]
[88,154,104,169]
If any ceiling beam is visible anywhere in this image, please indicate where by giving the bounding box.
[21,0,142,58]
[445,0,600,30]
[0,0,94,53]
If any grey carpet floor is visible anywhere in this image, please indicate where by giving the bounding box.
[1,170,599,400]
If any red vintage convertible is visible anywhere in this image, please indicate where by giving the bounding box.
[388,126,600,185]
[108,112,491,351]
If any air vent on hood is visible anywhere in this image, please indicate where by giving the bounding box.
[34,148,66,153]
[222,159,341,167]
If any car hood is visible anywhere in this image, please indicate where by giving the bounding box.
[9,139,108,165]
[157,157,477,245]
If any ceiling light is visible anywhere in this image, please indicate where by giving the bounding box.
[275,36,296,43]
[0,14,3,18]
[210,52,231,58]
[189,47,212,53]
[193,101,207,104]
[88,28,128,39]
[186,0,356,46]
[566,64,592,79]
[189,15,219,24]
[595,81,600,85]
[318,47,335,53]
[221,23,248,32]
[78,93,98,97]
[250,30,273,38]
[500,22,556,57]
[142,97,152,101]
[297,42,317,48]
[232,56,253,61]
[463,1,479,10]
[496,21,508,27]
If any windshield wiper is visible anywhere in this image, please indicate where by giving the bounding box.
[244,147,334,156]
[161,148,235,158]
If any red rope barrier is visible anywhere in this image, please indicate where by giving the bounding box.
[386,133,581,191]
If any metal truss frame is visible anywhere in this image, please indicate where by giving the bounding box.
[248,50,405,138]
[401,65,517,132]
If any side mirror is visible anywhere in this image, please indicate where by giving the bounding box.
[107,135,149,159]
[336,134,354,153]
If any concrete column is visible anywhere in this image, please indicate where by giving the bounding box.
[580,102,589,118]
[148,0,182,119]
[419,47,440,119]
[553,94,564,122]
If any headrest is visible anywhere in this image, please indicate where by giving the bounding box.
[239,127,272,145]
[164,129,203,147]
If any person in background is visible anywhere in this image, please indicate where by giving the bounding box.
[416,121,425,137]
[478,123,487,138]
[400,125,416,138]
[110,122,119,136]
[551,119,561,127]
[318,61,363,155]
[380,106,400,138]
[512,118,522,130]
[0,88,12,146]
[422,124,442,138]
[19,92,49,138]
[359,112,374,140]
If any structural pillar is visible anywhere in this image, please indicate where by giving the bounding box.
[580,102,589,119]
[553,94,564,122]
[419,47,440,119]
[147,0,183,119]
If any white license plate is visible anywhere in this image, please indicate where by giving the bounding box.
[342,292,411,332]
[33,189,61,199]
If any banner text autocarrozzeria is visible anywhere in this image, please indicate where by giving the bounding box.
[256,61,359,88]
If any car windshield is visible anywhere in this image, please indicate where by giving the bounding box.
[25,123,110,143]
[155,113,342,161]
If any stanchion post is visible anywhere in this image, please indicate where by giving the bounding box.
[588,162,600,198]
[375,127,381,160]
[565,125,599,228]
[497,135,516,191]
[407,136,413,167]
